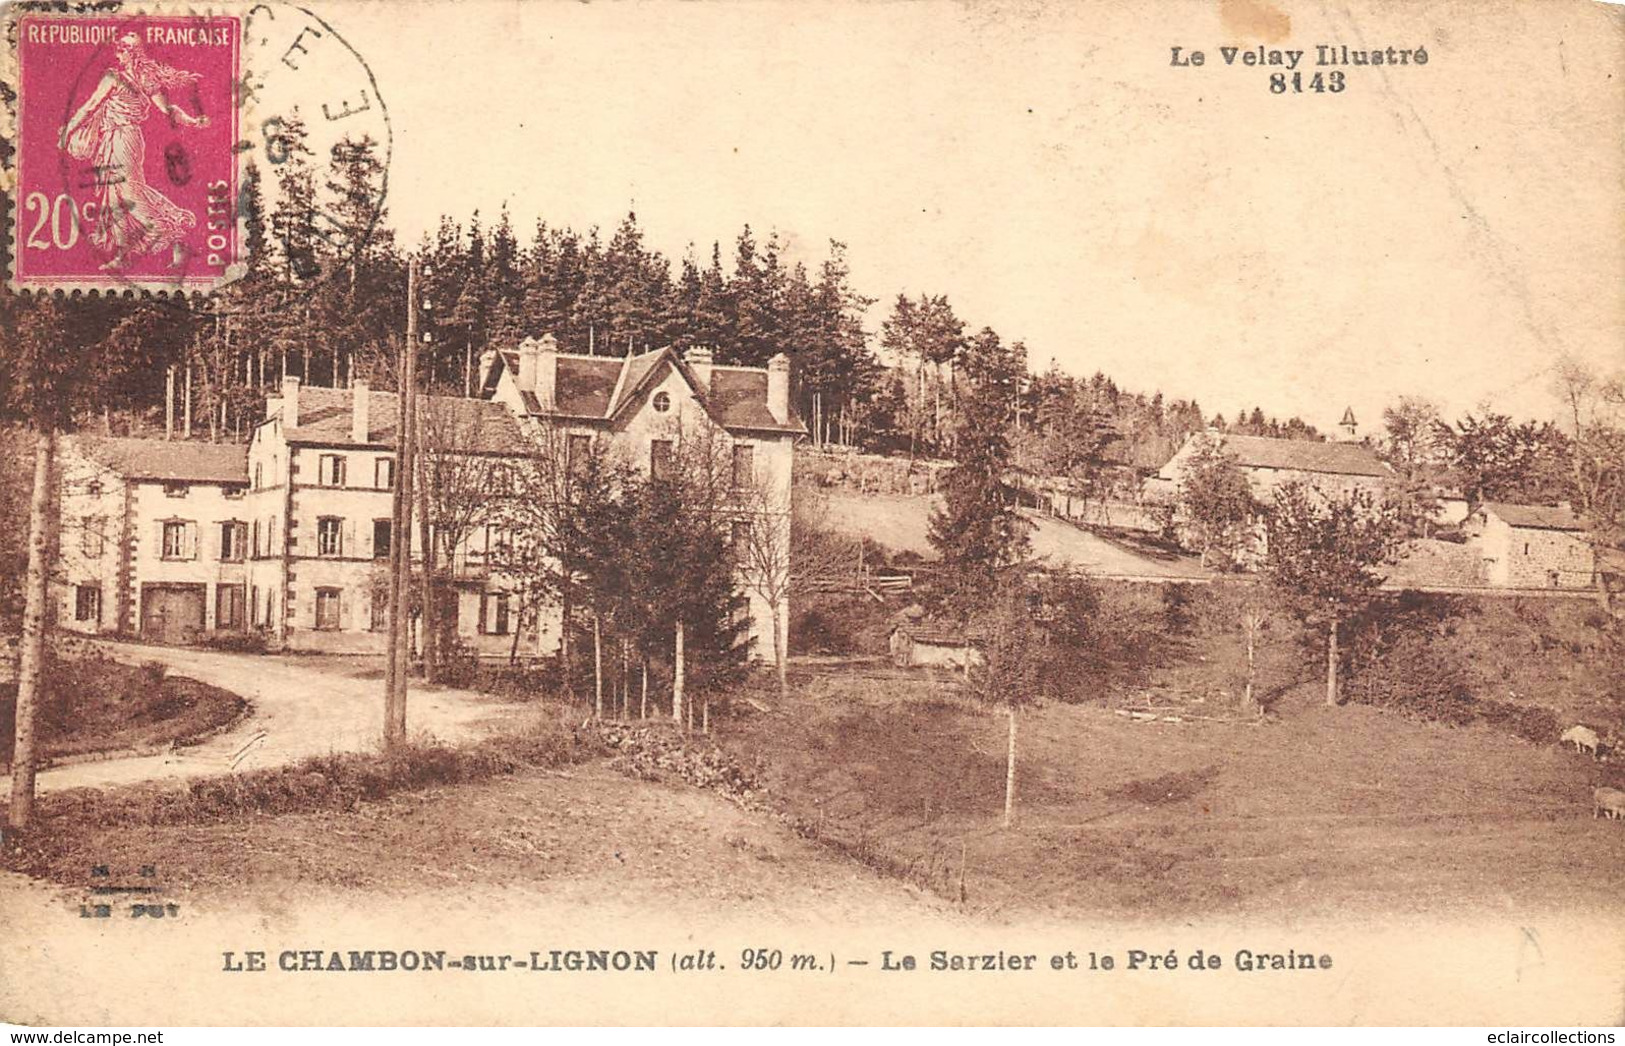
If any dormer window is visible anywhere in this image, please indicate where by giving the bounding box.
[223,485,246,500]
[653,391,671,414]
[86,481,103,497]
[163,482,187,498]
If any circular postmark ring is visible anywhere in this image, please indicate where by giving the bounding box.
[239,1,393,300]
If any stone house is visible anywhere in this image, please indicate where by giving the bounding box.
[1146,431,1396,505]
[243,376,536,656]
[1464,502,1596,590]
[54,336,803,660]
[56,437,252,643]
[480,336,803,661]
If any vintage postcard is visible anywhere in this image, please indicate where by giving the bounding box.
[0,0,1621,1029]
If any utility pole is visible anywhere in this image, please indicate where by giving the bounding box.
[385,258,420,748]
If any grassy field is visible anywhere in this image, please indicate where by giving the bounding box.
[717,660,1625,922]
[4,586,1620,929]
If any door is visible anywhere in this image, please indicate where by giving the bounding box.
[140,584,206,644]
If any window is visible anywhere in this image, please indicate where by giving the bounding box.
[317,517,343,557]
[482,592,511,635]
[731,444,754,488]
[1524,542,1531,556]
[163,482,187,498]
[86,480,103,497]
[216,584,244,630]
[315,588,342,631]
[160,520,194,560]
[732,519,753,548]
[252,520,261,558]
[567,433,593,473]
[251,585,260,627]
[318,454,347,487]
[485,525,515,561]
[652,391,671,413]
[370,594,388,632]
[219,521,247,562]
[74,584,101,624]
[651,439,674,481]
[223,485,246,500]
[81,516,105,558]
[375,458,395,490]
[254,463,264,490]
[373,519,392,559]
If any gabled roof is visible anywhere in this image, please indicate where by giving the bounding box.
[74,436,249,484]
[1204,433,1393,479]
[489,344,807,435]
[892,621,986,646]
[1478,501,1587,532]
[285,387,526,455]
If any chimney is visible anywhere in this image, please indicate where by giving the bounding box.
[685,346,714,394]
[351,380,370,443]
[281,376,301,428]
[517,337,540,394]
[477,348,498,392]
[535,333,558,412]
[767,353,790,425]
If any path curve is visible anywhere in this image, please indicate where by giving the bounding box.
[0,642,526,795]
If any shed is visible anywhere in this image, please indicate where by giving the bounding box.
[889,621,985,670]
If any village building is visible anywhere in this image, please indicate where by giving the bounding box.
[1464,502,1596,590]
[53,337,803,660]
[1145,431,1396,504]
[480,336,803,659]
[888,620,984,671]
[243,377,535,656]
[55,437,252,643]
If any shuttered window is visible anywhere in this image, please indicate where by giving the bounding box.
[160,520,196,560]
[318,455,347,487]
[315,588,342,631]
[317,517,343,557]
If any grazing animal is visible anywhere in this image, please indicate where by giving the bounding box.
[1592,787,1625,820]
[1562,725,1600,759]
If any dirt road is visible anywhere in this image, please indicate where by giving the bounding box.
[818,492,1209,578]
[0,642,526,795]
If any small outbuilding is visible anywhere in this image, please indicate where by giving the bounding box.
[1465,501,1595,589]
[889,621,985,670]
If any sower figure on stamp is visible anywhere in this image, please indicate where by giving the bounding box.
[57,32,211,271]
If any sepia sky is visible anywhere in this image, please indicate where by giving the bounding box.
[328,0,1623,435]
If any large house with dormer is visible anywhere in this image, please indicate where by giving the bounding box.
[53,338,803,658]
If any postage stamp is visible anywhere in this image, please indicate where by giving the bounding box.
[9,11,242,294]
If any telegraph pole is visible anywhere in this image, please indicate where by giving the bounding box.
[385,259,420,748]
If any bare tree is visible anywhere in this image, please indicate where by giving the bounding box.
[414,390,505,682]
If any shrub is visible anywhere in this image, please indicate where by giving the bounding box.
[1475,700,1561,745]
[138,660,168,687]
[1346,631,1477,726]
[197,632,268,655]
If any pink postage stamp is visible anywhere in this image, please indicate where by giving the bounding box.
[10,12,242,294]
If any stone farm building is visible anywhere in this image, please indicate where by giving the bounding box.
[1464,501,1596,590]
[54,338,803,658]
[1146,431,1396,504]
